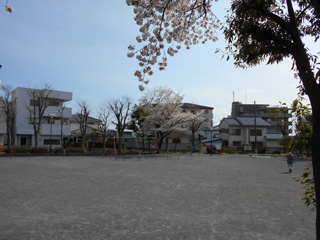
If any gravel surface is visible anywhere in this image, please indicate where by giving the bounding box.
[0,154,315,240]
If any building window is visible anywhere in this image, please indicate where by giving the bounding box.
[48,100,60,106]
[229,129,241,135]
[44,139,60,145]
[250,141,263,149]
[47,118,55,124]
[88,122,95,125]
[220,129,228,134]
[223,140,228,147]
[30,99,40,106]
[250,129,262,136]
[172,138,181,143]
[204,109,209,114]
[232,141,241,146]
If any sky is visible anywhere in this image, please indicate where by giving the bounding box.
[0,0,315,126]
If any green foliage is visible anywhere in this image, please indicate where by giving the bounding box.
[294,168,316,211]
[267,103,291,136]
[5,146,28,154]
[128,104,150,136]
[221,146,237,154]
[291,94,312,154]
[88,129,102,143]
[278,135,294,152]
[224,0,320,71]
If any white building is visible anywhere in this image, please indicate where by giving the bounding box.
[12,87,72,148]
[165,103,216,151]
[181,103,214,139]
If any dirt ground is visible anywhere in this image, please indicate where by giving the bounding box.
[0,154,316,240]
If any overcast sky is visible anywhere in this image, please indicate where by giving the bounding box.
[0,1,315,125]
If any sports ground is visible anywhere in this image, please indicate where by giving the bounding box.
[0,154,316,239]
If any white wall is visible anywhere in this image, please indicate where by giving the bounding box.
[12,87,73,147]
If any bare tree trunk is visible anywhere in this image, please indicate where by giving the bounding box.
[165,137,169,152]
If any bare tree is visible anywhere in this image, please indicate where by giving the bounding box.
[189,110,206,147]
[98,107,111,152]
[25,85,53,148]
[108,96,132,153]
[0,84,15,146]
[56,102,69,148]
[74,100,90,152]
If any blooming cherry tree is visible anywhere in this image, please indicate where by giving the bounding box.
[126,0,220,90]
[140,86,203,150]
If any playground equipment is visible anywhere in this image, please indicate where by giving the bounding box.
[190,141,221,156]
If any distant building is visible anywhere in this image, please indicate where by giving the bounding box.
[165,103,217,151]
[12,87,72,147]
[181,103,214,137]
[231,101,291,135]
[219,116,271,153]
[69,114,100,148]
[220,102,292,153]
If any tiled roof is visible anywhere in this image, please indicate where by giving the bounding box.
[222,116,271,127]
[223,118,241,126]
[235,116,271,127]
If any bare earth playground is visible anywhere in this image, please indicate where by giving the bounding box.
[0,154,316,239]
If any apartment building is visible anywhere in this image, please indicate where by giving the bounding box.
[12,87,72,148]
[163,103,216,151]
[231,101,291,135]
[181,103,214,138]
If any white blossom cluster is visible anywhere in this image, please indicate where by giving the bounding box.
[126,0,220,91]
[139,86,203,135]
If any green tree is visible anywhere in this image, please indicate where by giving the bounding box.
[128,104,150,151]
[268,103,291,136]
[278,135,293,153]
[291,95,313,155]
[223,0,320,236]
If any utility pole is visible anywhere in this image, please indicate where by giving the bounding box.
[254,101,257,154]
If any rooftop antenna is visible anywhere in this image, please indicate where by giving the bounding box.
[233,91,235,102]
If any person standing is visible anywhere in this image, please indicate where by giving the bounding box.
[287,152,296,173]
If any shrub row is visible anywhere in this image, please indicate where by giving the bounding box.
[4,146,84,154]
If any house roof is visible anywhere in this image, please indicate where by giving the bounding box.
[235,116,271,127]
[70,114,100,123]
[223,118,241,126]
[182,103,214,110]
[221,116,271,127]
